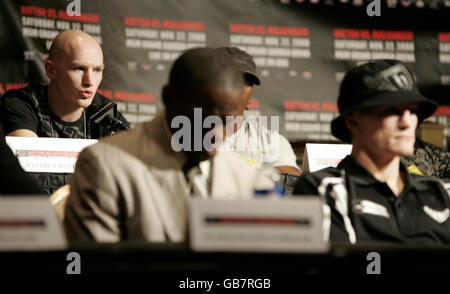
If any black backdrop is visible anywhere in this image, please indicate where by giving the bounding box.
[1,0,449,143]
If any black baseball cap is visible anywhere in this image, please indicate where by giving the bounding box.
[331,59,438,143]
[216,47,261,85]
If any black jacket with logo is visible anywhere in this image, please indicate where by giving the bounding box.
[0,82,130,194]
[0,82,130,138]
[293,156,450,245]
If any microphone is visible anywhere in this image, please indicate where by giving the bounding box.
[88,101,129,134]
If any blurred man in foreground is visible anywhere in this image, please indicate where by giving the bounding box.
[64,48,275,242]
[294,60,450,245]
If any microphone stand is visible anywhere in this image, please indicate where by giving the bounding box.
[89,101,129,136]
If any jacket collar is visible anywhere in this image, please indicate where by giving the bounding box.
[141,111,187,170]
[338,155,428,192]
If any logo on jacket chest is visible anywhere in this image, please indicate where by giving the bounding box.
[352,199,390,218]
[423,206,449,224]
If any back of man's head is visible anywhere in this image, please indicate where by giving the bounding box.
[167,47,244,101]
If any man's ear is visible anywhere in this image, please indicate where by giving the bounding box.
[344,113,360,134]
[162,85,179,122]
[162,85,172,108]
[45,60,55,80]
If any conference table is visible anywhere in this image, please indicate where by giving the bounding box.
[1,243,448,277]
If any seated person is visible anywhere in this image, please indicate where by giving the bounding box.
[293,60,450,245]
[0,121,42,195]
[0,29,129,138]
[216,47,300,176]
[401,137,450,182]
[0,30,129,194]
[64,48,275,242]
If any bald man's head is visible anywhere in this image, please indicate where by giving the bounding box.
[168,48,244,100]
[45,30,104,113]
[163,47,245,122]
[49,30,102,61]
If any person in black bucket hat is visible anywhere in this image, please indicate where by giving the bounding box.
[293,60,450,245]
[331,59,437,143]
[335,60,449,180]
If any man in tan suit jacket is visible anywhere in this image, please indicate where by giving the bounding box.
[64,48,275,242]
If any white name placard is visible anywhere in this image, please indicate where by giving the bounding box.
[0,196,68,251]
[301,143,352,174]
[189,197,328,253]
[5,136,97,173]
